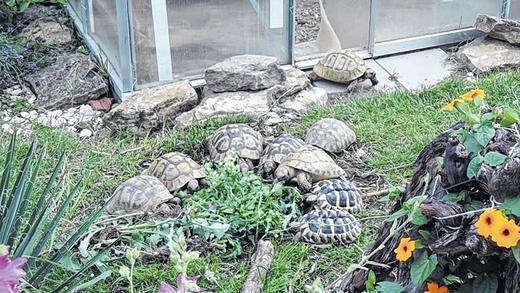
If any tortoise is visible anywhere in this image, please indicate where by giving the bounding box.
[206,124,263,171]
[273,144,345,191]
[259,134,305,177]
[305,179,363,213]
[142,152,208,193]
[107,175,180,214]
[308,49,378,92]
[290,209,362,245]
[305,118,356,153]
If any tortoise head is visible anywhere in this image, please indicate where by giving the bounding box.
[365,68,378,86]
[273,165,291,184]
[262,161,276,175]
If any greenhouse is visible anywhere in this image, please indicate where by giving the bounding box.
[66,0,520,98]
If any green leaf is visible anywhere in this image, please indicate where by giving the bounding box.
[418,230,431,239]
[465,200,485,211]
[480,112,496,125]
[484,152,507,167]
[366,271,376,291]
[462,135,483,155]
[467,155,484,179]
[473,273,498,293]
[442,274,463,285]
[513,245,520,264]
[375,281,405,293]
[500,197,520,217]
[500,108,520,127]
[386,208,409,222]
[414,241,424,249]
[410,209,429,226]
[443,192,466,203]
[473,125,495,147]
[465,113,481,125]
[411,252,438,286]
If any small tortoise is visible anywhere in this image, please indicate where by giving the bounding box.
[273,145,345,191]
[309,49,378,92]
[305,118,356,153]
[142,152,208,193]
[305,179,363,213]
[290,209,362,245]
[259,134,304,177]
[107,175,179,214]
[207,124,263,171]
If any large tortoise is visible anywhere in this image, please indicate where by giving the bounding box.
[273,145,345,191]
[290,209,362,245]
[259,134,304,177]
[107,175,180,214]
[305,118,356,153]
[309,49,378,92]
[207,124,263,171]
[142,152,208,193]
[305,179,363,213]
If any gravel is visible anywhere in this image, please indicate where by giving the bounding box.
[295,0,321,43]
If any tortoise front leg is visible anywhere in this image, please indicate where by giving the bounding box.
[345,79,360,93]
[296,171,313,192]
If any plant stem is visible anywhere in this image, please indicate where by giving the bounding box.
[129,260,135,293]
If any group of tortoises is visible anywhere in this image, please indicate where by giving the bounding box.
[107,118,364,245]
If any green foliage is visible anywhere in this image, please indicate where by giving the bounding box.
[410,252,438,286]
[500,197,520,217]
[513,245,520,264]
[183,153,302,257]
[375,281,405,293]
[304,277,326,293]
[4,0,66,12]
[442,274,462,285]
[473,273,498,293]
[0,134,110,290]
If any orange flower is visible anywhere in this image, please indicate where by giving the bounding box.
[490,218,520,248]
[475,209,506,238]
[460,89,486,101]
[442,99,464,111]
[424,282,448,293]
[394,237,416,262]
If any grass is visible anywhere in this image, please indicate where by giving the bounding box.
[2,71,520,292]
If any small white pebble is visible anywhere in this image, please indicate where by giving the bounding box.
[79,128,93,138]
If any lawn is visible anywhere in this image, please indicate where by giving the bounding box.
[2,71,520,292]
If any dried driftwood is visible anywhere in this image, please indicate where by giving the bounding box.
[241,240,274,293]
[329,122,520,292]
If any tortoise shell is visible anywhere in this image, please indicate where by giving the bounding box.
[142,152,206,192]
[292,209,362,245]
[107,175,174,214]
[278,145,345,178]
[308,179,363,212]
[260,134,304,166]
[207,124,263,163]
[313,49,368,83]
[305,118,356,153]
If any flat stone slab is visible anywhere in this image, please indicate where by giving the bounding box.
[204,55,286,92]
[105,81,198,133]
[20,18,73,46]
[375,48,453,90]
[457,36,520,73]
[27,53,108,110]
[475,14,520,45]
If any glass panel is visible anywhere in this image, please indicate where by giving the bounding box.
[167,0,292,80]
[69,0,82,14]
[131,1,159,85]
[376,0,503,42]
[321,0,370,49]
[89,0,121,74]
[511,0,520,19]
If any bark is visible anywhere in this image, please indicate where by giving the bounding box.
[241,240,274,293]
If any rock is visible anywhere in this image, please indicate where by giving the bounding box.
[79,129,93,138]
[174,89,270,129]
[276,86,328,113]
[457,37,520,73]
[205,55,286,92]
[27,53,109,110]
[88,97,113,112]
[269,68,311,102]
[20,18,73,46]
[105,81,198,132]
[475,14,520,45]
[20,4,63,25]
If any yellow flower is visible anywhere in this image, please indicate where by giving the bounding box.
[442,99,464,111]
[475,209,506,238]
[394,237,416,262]
[490,218,520,248]
[424,282,449,293]
[460,89,486,101]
